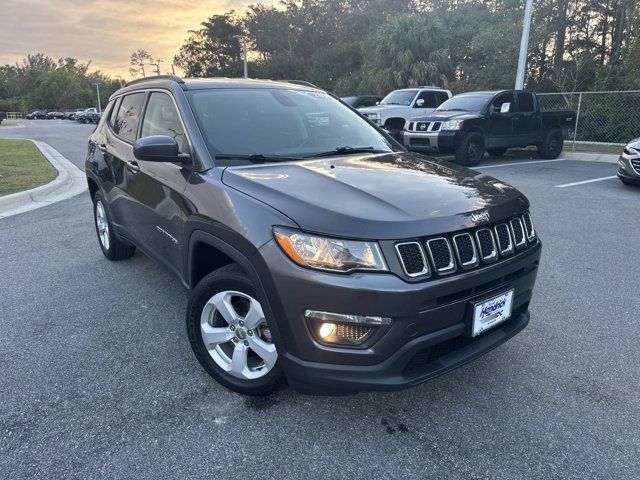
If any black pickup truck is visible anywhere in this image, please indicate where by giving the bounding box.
[401,90,576,166]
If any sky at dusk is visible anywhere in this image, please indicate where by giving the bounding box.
[0,0,274,77]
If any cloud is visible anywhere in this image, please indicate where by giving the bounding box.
[0,0,272,76]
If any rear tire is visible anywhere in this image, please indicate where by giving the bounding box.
[537,130,563,159]
[454,132,485,166]
[487,147,507,157]
[187,264,285,396]
[93,191,136,261]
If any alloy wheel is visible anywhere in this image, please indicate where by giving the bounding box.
[200,291,277,380]
[95,200,110,250]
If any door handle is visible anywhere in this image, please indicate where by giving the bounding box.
[97,144,107,152]
[126,161,140,173]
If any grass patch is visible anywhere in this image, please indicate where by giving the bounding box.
[566,142,624,155]
[0,139,57,196]
[0,122,18,127]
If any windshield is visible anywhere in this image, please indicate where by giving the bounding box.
[380,90,418,106]
[437,95,491,112]
[187,88,394,161]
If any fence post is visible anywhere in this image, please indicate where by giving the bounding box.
[572,92,582,152]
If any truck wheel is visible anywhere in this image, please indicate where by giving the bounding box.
[487,148,507,157]
[455,132,485,166]
[186,264,285,396]
[93,192,136,260]
[84,118,91,124]
[538,130,563,159]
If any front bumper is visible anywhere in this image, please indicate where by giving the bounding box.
[257,239,541,394]
[401,130,461,154]
[617,152,640,182]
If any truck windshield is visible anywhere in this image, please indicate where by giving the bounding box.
[380,90,418,106]
[437,95,491,112]
[187,88,394,161]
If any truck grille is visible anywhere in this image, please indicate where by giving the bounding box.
[395,213,536,279]
[412,121,441,132]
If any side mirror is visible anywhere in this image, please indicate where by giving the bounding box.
[415,98,425,107]
[133,135,182,162]
[375,101,380,105]
[500,102,511,114]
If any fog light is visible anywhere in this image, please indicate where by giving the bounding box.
[305,310,392,346]
[318,322,336,339]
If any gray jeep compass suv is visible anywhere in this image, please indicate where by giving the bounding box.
[86,76,541,395]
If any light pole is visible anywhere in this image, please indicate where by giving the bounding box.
[115,75,124,88]
[150,60,162,76]
[515,0,534,90]
[92,82,101,113]
[233,34,249,78]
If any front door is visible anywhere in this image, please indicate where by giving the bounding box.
[487,92,516,148]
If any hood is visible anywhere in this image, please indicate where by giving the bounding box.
[222,152,529,240]
[359,105,409,115]
[412,110,482,122]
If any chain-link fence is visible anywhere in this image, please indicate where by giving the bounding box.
[537,90,640,146]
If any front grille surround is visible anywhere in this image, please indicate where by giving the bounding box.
[475,228,498,263]
[425,238,456,274]
[493,223,514,256]
[452,233,479,269]
[522,212,535,242]
[395,241,430,278]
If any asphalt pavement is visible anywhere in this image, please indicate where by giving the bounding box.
[1,121,639,479]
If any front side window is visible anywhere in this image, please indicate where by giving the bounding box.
[113,92,146,142]
[415,91,438,108]
[492,93,516,113]
[187,88,394,161]
[380,89,418,106]
[435,91,450,106]
[141,92,188,153]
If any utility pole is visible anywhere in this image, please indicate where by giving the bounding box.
[171,63,176,75]
[92,82,101,113]
[150,59,162,76]
[115,75,124,88]
[515,0,534,90]
[233,35,249,78]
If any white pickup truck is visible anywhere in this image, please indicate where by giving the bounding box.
[359,87,452,138]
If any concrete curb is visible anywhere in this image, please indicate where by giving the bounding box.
[562,151,619,164]
[0,139,87,219]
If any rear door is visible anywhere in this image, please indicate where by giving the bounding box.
[487,92,516,148]
[513,92,540,144]
[123,90,191,276]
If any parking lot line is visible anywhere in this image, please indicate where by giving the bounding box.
[475,158,566,169]
[554,175,618,188]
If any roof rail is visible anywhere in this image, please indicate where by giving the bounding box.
[282,80,319,89]
[417,85,445,89]
[125,75,185,87]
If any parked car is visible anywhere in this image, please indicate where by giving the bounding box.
[617,138,640,185]
[341,95,382,109]
[86,76,541,395]
[0,111,6,125]
[401,90,576,166]
[45,111,65,119]
[26,110,47,120]
[65,108,86,120]
[359,87,452,138]
[76,107,100,124]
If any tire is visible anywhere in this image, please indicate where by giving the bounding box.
[537,130,563,159]
[93,191,136,261]
[84,118,91,124]
[454,132,486,166]
[186,264,285,396]
[487,147,507,157]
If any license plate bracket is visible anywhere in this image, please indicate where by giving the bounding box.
[471,289,514,337]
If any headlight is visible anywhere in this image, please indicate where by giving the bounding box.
[623,146,639,156]
[441,120,464,131]
[273,227,387,272]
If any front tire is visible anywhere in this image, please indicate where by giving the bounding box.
[186,264,285,396]
[93,192,136,261]
[455,132,485,166]
[538,130,563,159]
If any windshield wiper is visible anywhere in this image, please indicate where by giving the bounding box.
[215,153,301,163]
[304,146,389,159]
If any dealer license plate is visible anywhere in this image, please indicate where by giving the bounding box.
[472,290,514,337]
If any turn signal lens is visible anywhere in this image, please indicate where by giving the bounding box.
[273,227,387,273]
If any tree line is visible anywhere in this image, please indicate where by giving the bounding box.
[1,0,638,112]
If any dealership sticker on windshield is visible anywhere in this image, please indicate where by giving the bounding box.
[472,289,514,337]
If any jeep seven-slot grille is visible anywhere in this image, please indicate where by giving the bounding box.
[395,213,536,279]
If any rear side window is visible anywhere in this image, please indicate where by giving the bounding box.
[436,91,449,106]
[516,92,535,112]
[141,92,188,153]
[112,92,146,142]
[415,91,438,108]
